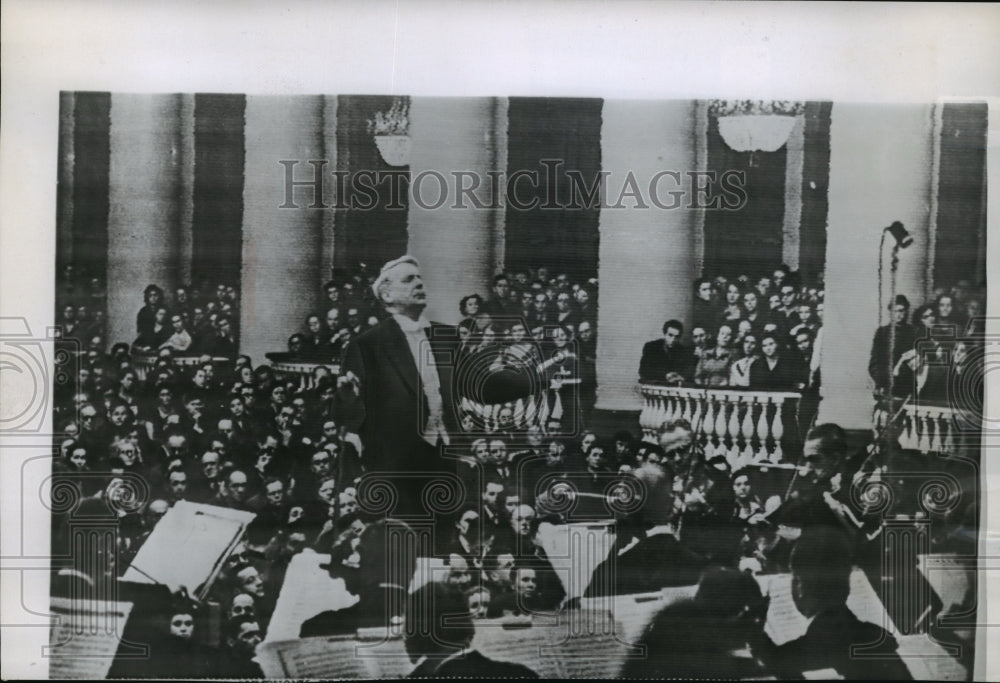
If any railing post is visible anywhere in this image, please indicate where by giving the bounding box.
[770,395,785,463]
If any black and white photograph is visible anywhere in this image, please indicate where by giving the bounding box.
[1,2,998,681]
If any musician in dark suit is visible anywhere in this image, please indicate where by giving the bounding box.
[756,527,911,680]
[338,256,563,519]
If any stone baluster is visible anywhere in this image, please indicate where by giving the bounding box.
[660,392,673,423]
[727,394,741,463]
[514,398,528,429]
[940,413,955,453]
[658,391,669,429]
[920,409,932,454]
[928,411,943,454]
[899,408,919,451]
[638,391,651,435]
[740,396,756,462]
[770,395,785,463]
[752,396,769,461]
[702,397,715,451]
[714,394,729,458]
[682,394,693,424]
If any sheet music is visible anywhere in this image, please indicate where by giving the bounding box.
[578,585,698,645]
[472,616,630,678]
[758,574,811,646]
[121,501,252,594]
[47,597,134,680]
[262,549,359,643]
[895,635,967,681]
[409,556,447,594]
[918,553,974,614]
[258,636,411,679]
[536,522,616,600]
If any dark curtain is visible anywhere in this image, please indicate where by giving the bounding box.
[504,97,602,281]
[335,95,410,272]
[192,93,247,290]
[934,102,988,290]
[71,92,111,286]
[798,101,832,285]
[702,114,787,280]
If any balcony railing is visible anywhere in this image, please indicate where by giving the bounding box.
[458,395,549,433]
[639,384,803,465]
[873,401,964,455]
[130,353,232,381]
[260,353,551,432]
[265,353,340,392]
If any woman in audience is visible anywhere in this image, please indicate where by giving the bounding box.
[720,282,744,325]
[458,293,485,322]
[729,333,758,388]
[936,293,963,331]
[741,290,768,333]
[695,324,735,387]
[133,307,171,351]
[749,334,801,391]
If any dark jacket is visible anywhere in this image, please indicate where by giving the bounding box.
[868,323,918,393]
[766,605,911,680]
[339,317,536,474]
[639,339,695,383]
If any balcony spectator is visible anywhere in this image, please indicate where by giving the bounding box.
[729,333,758,388]
[720,282,744,324]
[868,295,917,397]
[749,334,802,391]
[694,324,735,387]
[691,277,717,333]
[161,314,193,353]
[639,319,695,385]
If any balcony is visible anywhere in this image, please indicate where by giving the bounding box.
[639,384,805,465]
[873,400,971,456]
[265,353,340,392]
[130,352,232,381]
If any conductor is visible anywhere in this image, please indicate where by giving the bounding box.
[338,256,568,518]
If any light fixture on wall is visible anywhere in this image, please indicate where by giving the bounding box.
[368,97,411,166]
[709,100,804,166]
[885,220,913,249]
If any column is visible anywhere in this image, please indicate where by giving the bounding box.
[781,115,805,270]
[177,93,196,286]
[319,96,338,287]
[819,103,934,429]
[106,94,183,347]
[595,100,698,411]
[239,95,325,363]
[56,92,75,270]
[407,97,505,325]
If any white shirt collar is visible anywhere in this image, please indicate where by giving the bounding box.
[392,313,430,332]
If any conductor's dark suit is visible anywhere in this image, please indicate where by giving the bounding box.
[340,317,459,475]
[339,317,535,516]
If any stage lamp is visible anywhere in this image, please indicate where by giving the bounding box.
[884,221,913,249]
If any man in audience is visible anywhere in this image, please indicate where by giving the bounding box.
[691,278,717,332]
[161,314,193,352]
[868,294,918,397]
[639,319,695,384]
